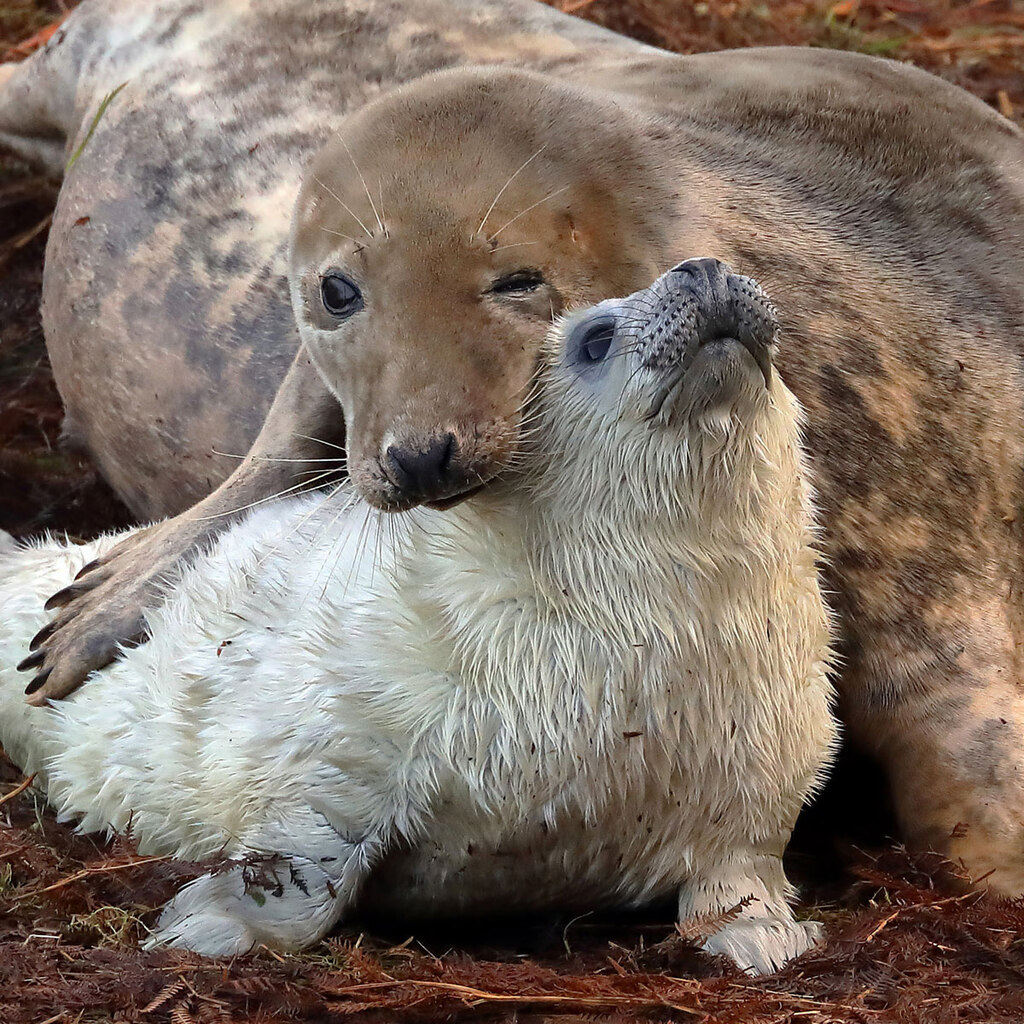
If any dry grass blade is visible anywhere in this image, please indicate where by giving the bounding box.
[13,854,172,902]
[322,976,705,1014]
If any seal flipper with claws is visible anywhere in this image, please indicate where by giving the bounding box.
[18,349,345,704]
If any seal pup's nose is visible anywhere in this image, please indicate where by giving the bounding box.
[648,257,775,386]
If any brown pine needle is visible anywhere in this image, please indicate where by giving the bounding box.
[324,977,704,1014]
[14,854,171,901]
[0,774,35,807]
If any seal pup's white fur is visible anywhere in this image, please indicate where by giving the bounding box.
[0,271,836,973]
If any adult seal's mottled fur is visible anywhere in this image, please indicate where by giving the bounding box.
[2,0,1024,892]
[0,263,836,973]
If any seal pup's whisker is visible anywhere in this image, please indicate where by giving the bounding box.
[489,186,570,240]
[476,144,547,238]
[510,372,546,417]
[334,133,386,239]
[313,174,374,241]
[615,357,655,421]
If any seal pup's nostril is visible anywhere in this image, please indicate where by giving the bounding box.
[386,433,456,497]
[667,256,732,280]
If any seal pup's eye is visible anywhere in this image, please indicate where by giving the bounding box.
[321,272,363,319]
[490,269,545,295]
[573,317,616,364]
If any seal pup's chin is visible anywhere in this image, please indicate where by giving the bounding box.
[654,334,774,423]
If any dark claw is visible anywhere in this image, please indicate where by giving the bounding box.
[24,668,52,695]
[16,650,45,672]
[74,558,103,581]
[44,583,88,612]
[29,620,57,651]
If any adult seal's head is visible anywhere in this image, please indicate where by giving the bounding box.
[289,66,678,511]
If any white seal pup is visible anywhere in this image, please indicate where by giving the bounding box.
[0,261,836,973]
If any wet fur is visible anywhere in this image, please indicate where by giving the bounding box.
[0,312,834,973]
[2,0,1024,890]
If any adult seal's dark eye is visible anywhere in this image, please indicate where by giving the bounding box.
[321,272,363,319]
[575,318,616,364]
[490,269,545,295]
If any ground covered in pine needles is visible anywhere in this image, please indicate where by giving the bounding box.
[2,2,1024,1021]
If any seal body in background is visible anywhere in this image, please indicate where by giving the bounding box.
[0,263,836,973]
[2,0,1024,894]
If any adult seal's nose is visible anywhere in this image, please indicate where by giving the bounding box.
[386,433,458,499]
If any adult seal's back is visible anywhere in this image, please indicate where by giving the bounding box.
[3,0,1024,893]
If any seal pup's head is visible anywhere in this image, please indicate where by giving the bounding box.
[515,256,799,537]
[290,66,676,512]
[433,255,827,670]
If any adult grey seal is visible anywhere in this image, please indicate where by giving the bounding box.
[2,0,1024,894]
[0,261,836,974]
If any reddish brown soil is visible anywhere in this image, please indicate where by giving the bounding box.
[2,2,1024,1021]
